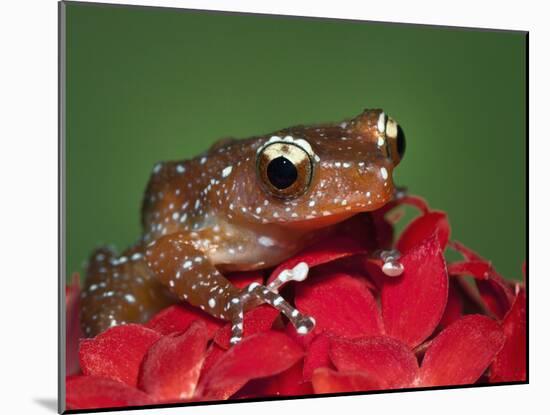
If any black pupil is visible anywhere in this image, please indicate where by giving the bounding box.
[397,125,406,159]
[267,156,298,189]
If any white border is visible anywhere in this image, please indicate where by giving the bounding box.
[1,0,545,414]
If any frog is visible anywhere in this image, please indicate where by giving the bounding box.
[79,109,406,344]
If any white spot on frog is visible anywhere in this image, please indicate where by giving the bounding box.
[258,236,275,247]
[124,294,136,303]
[222,165,233,178]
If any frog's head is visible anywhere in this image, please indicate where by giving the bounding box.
[240,109,406,230]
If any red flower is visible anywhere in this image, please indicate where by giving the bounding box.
[66,273,82,376]
[65,195,526,410]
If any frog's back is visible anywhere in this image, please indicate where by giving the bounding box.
[139,137,260,243]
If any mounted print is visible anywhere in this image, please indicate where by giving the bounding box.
[59,1,527,413]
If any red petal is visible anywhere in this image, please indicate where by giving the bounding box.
[199,343,226,384]
[438,280,463,329]
[361,258,389,291]
[138,321,210,401]
[396,211,450,253]
[311,368,382,394]
[447,260,514,319]
[238,361,313,398]
[226,270,264,289]
[449,240,484,261]
[214,305,280,349]
[448,260,492,277]
[371,212,396,250]
[329,336,419,388]
[267,236,365,286]
[285,321,314,348]
[477,279,515,319]
[66,273,80,306]
[268,361,313,396]
[197,331,303,400]
[490,290,527,382]
[381,235,448,348]
[66,274,82,376]
[315,256,379,291]
[334,212,394,251]
[79,324,161,387]
[146,303,222,337]
[66,375,153,410]
[449,242,515,315]
[303,333,332,382]
[452,275,490,315]
[419,314,505,386]
[295,272,384,339]
[376,195,431,216]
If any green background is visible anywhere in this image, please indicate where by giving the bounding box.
[65,2,526,281]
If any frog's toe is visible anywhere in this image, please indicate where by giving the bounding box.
[242,282,316,336]
[379,249,404,277]
[267,261,310,292]
[382,260,404,276]
[295,315,316,335]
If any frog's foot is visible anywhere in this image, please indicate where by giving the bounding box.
[393,185,408,200]
[376,249,404,277]
[267,261,310,293]
[227,281,316,345]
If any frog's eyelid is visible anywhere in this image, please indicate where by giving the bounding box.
[383,117,401,161]
[378,112,399,138]
[256,135,319,162]
[385,118,399,139]
[377,112,388,134]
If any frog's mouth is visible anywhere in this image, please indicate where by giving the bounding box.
[276,192,392,231]
[282,211,360,231]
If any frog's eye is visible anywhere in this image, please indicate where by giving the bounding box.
[385,117,406,163]
[257,141,313,198]
[396,125,406,159]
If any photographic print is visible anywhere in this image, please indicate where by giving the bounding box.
[60,1,527,412]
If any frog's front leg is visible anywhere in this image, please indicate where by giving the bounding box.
[145,232,315,345]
